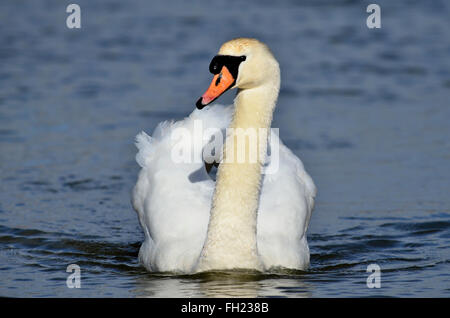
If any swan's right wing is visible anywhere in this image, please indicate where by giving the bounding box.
[132,104,233,272]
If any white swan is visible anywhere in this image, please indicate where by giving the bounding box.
[132,38,316,273]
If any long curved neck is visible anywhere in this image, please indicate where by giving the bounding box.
[196,80,279,272]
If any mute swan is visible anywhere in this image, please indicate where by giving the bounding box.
[132,38,316,273]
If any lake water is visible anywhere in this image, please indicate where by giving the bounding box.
[0,0,449,297]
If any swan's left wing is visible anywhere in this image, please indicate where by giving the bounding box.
[257,131,317,270]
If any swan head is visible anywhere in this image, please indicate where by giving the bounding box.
[196,38,280,109]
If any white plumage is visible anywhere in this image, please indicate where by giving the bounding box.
[132,38,316,273]
[132,104,316,273]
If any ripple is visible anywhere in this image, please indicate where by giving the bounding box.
[365,239,401,248]
[306,87,363,97]
[380,221,450,234]
[0,225,141,275]
[62,178,124,192]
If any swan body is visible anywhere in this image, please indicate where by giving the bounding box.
[132,38,316,273]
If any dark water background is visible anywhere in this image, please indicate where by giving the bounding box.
[0,0,449,297]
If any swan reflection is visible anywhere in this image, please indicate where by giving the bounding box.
[133,270,312,298]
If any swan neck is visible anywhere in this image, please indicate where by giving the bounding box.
[196,80,279,272]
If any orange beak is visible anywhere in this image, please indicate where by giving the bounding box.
[196,66,236,109]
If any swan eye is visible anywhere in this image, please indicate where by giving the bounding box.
[209,59,221,74]
[209,55,247,77]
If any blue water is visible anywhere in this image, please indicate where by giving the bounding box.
[0,0,449,297]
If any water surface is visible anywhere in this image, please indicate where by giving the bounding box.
[0,0,449,297]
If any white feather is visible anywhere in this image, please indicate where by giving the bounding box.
[132,104,316,273]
